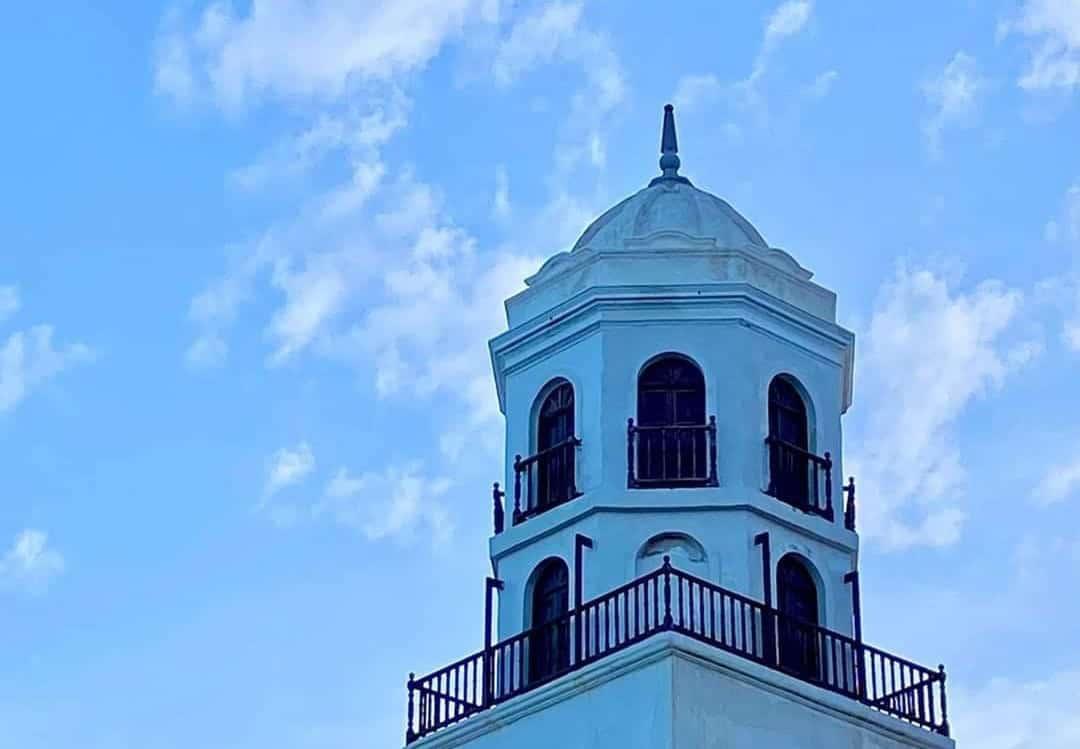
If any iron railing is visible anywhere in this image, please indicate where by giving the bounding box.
[627,417,718,488]
[405,561,949,742]
[765,436,834,520]
[511,436,581,525]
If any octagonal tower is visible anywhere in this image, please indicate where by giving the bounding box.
[403,106,952,749]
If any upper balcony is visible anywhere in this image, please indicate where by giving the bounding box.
[492,430,858,534]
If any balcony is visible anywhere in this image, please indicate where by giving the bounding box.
[765,436,835,521]
[508,436,582,526]
[404,560,949,743]
[627,416,718,488]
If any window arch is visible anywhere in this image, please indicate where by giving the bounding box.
[635,355,708,485]
[768,375,811,506]
[533,380,576,509]
[635,532,708,577]
[528,558,570,683]
[776,554,820,679]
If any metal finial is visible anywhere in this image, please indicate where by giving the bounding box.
[650,104,691,186]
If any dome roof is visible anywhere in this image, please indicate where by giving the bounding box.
[571,180,767,251]
[572,104,767,252]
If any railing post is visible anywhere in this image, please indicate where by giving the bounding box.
[844,477,857,531]
[754,532,776,665]
[406,672,417,744]
[844,570,864,699]
[512,455,523,524]
[626,418,636,488]
[484,577,504,707]
[707,415,718,486]
[569,437,581,497]
[662,555,674,628]
[492,482,505,534]
[938,664,950,736]
[823,452,834,521]
[575,534,594,664]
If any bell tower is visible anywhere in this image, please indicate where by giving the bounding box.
[403,106,954,749]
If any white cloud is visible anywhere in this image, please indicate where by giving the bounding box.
[1,325,95,413]
[492,1,584,86]
[493,164,511,220]
[0,285,19,323]
[674,1,814,118]
[952,670,1080,749]
[921,52,986,158]
[847,265,1038,550]
[264,442,315,498]
[748,0,813,88]
[155,0,488,111]
[0,529,65,594]
[672,74,723,112]
[803,69,838,99]
[1041,182,1080,350]
[186,234,280,369]
[1003,0,1080,93]
[318,463,453,543]
[267,252,355,365]
[230,98,408,194]
[765,0,813,44]
[489,0,624,191]
[1032,453,1080,504]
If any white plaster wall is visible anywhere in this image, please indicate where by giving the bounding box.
[494,504,856,641]
[673,653,945,749]
[415,653,675,749]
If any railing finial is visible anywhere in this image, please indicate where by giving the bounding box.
[406,672,417,743]
[938,664,950,736]
[844,476,857,531]
[512,455,523,524]
[662,556,673,628]
[492,482,504,534]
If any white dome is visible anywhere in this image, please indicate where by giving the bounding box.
[571,179,767,252]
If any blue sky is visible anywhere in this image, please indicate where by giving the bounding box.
[2,1,1080,746]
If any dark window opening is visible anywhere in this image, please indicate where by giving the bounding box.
[635,356,709,485]
[777,555,820,680]
[529,560,570,683]
[536,382,576,509]
[768,377,810,506]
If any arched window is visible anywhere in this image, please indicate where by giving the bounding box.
[635,355,708,485]
[529,559,570,682]
[535,381,576,509]
[776,555,820,679]
[768,376,810,506]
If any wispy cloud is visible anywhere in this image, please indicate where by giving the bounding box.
[953,669,1080,749]
[673,1,815,117]
[0,285,19,323]
[263,442,315,498]
[1041,182,1080,350]
[1,324,95,414]
[318,463,453,543]
[848,265,1039,549]
[1033,453,1080,505]
[0,529,65,594]
[154,0,489,111]
[802,69,838,99]
[493,164,511,221]
[921,51,987,158]
[491,1,584,86]
[1001,0,1080,93]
